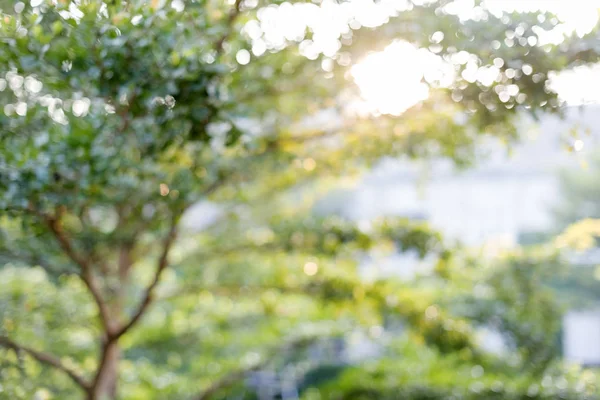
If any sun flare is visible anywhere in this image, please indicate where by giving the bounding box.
[351,41,431,116]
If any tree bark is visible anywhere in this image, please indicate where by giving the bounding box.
[89,244,132,400]
[90,340,120,400]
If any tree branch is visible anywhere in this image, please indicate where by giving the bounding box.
[44,215,112,333]
[90,214,180,393]
[112,214,179,339]
[0,247,76,275]
[193,335,316,400]
[214,0,244,54]
[159,282,308,302]
[189,0,244,150]
[0,336,91,392]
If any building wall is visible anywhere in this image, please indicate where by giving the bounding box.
[352,173,558,247]
[563,310,600,366]
[329,106,600,248]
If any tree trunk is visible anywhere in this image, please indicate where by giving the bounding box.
[88,245,133,399]
[90,340,120,400]
[88,245,132,399]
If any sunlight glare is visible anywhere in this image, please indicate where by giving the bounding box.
[351,41,454,116]
[351,41,431,116]
[550,64,600,105]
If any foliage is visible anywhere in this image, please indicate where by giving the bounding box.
[547,148,600,308]
[296,249,593,400]
[449,248,564,375]
[0,0,599,399]
[554,150,600,230]
[308,337,600,400]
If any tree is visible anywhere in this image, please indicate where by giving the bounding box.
[0,0,598,399]
[544,148,600,308]
[555,150,600,230]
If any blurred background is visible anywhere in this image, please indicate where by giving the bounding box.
[2,0,600,399]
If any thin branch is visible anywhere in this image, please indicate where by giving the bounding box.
[160,282,308,302]
[188,0,244,156]
[8,206,112,332]
[200,176,230,198]
[0,336,91,392]
[0,247,75,275]
[177,241,280,267]
[90,214,180,393]
[193,335,316,400]
[283,129,342,144]
[44,215,112,333]
[214,0,244,54]
[112,214,179,339]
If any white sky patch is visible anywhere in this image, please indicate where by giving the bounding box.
[250,0,415,57]
[483,0,600,38]
[550,64,600,105]
[466,0,600,106]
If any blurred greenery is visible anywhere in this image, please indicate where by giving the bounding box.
[302,338,597,400]
[1,0,600,399]
[554,150,600,230]
[543,148,600,310]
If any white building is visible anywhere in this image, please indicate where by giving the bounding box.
[563,310,600,366]
[326,106,600,248]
